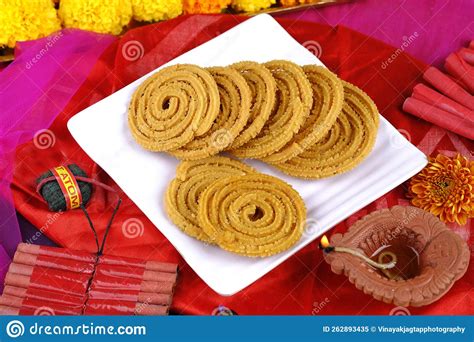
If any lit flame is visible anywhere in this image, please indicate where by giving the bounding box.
[320,235,330,248]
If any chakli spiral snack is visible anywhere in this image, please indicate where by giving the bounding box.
[128,64,220,152]
[273,81,379,179]
[129,60,380,181]
[198,174,306,257]
[262,65,344,163]
[230,60,313,159]
[171,67,251,160]
[227,61,276,149]
[344,82,380,125]
[165,157,255,243]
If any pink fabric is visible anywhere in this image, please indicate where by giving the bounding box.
[0,30,115,288]
[278,0,474,67]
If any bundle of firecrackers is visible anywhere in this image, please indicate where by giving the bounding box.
[0,0,320,49]
[0,164,178,315]
[0,243,178,315]
[403,41,474,140]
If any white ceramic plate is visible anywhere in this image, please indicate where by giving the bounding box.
[68,14,427,296]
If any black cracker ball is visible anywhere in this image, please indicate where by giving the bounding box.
[37,164,92,212]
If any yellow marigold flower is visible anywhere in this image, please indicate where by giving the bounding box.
[59,0,132,35]
[0,0,61,48]
[408,154,474,225]
[132,0,182,22]
[231,0,275,12]
[183,0,231,14]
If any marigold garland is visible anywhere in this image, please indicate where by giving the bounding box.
[408,154,474,225]
[231,0,275,12]
[131,0,182,22]
[58,0,132,35]
[183,0,231,14]
[0,0,61,48]
[0,0,328,46]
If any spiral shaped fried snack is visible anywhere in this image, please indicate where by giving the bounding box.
[262,65,344,163]
[198,174,306,257]
[128,64,220,151]
[227,61,277,149]
[171,67,252,160]
[273,81,379,179]
[344,82,379,126]
[165,157,255,243]
[230,60,313,159]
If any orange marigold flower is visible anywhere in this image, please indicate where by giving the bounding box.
[183,0,231,14]
[280,0,299,6]
[408,154,474,225]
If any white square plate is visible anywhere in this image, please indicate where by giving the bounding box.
[68,14,427,296]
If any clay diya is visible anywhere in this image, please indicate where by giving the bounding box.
[322,205,470,307]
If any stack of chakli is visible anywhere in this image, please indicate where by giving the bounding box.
[129,60,380,257]
[166,157,307,257]
[0,243,178,315]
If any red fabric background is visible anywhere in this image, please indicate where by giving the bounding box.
[11,15,473,315]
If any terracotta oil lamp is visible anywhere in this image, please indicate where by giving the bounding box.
[321,205,470,307]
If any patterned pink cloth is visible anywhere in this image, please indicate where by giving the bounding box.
[0,30,115,290]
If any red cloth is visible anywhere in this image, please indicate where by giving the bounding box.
[11,15,474,315]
